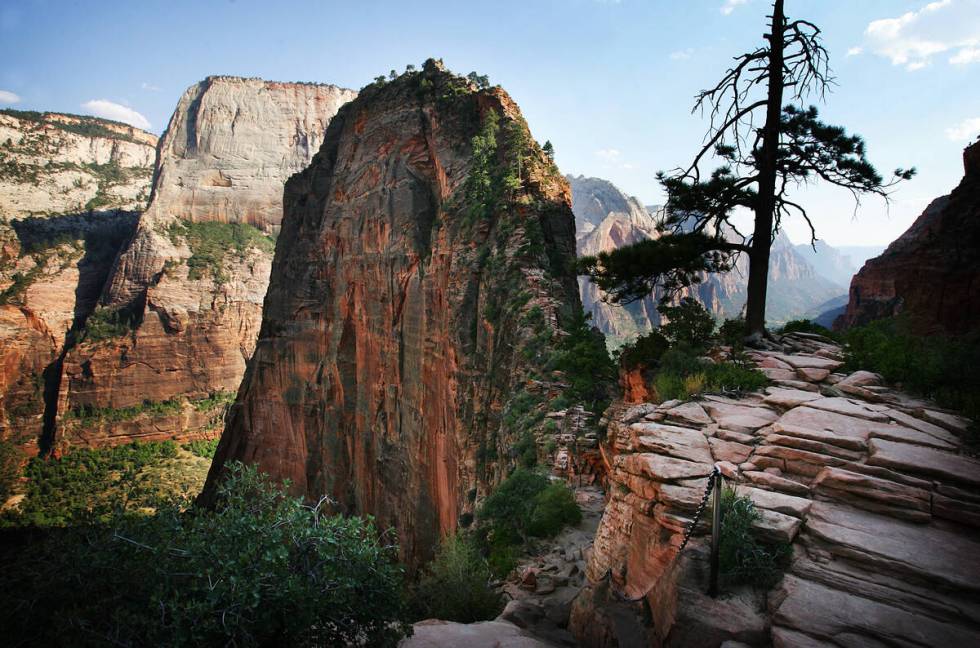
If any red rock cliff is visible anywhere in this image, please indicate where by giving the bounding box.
[201,60,583,567]
[838,141,980,334]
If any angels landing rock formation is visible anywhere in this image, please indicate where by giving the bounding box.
[52,77,356,450]
[838,140,980,334]
[202,60,583,567]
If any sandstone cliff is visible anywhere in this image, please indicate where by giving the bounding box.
[202,60,584,567]
[838,141,980,334]
[0,113,156,451]
[52,77,356,450]
[569,176,844,345]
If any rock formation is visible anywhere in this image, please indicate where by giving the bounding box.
[838,141,980,334]
[0,112,156,451]
[202,60,583,567]
[569,333,980,646]
[568,176,844,346]
[51,77,356,450]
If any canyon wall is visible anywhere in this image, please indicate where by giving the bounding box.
[0,112,157,451]
[52,76,357,450]
[569,176,844,346]
[838,141,980,334]
[202,60,584,567]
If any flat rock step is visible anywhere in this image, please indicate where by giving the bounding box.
[869,438,980,487]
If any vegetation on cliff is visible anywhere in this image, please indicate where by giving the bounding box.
[0,463,410,647]
[718,487,792,588]
[166,220,276,283]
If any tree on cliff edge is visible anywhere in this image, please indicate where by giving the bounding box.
[578,0,914,341]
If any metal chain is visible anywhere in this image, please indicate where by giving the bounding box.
[676,465,720,555]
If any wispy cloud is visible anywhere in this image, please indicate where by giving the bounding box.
[80,99,151,130]
[720,0,749,16]
[141,82,162,92]
[670,48,694,60]
[864,0,980,71]
[945,116,980,141]
[846,46,863,57]
[595,148,621,161]
[0,89,20,104]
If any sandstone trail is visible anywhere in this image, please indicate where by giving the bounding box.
[560,331,980,648]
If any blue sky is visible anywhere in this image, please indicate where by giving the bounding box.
[1,0,978,246]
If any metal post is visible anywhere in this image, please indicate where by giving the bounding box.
[708,471,722,598]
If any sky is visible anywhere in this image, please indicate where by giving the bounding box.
[1,0,978,247]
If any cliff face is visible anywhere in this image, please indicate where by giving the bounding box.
[53,77,356,450]
[0,113,156,450]
[838,141,980,334]
[202,61,583,567]
[569,176,843,345]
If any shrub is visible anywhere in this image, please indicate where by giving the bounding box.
[83,307,132,342]
[843,317,980,428]
[527,482,582,537]
[780,318,837,339]
[0,439,24,504]
[182,438,219,459]
[513,432,538,468]
[412,534,503,623]
[478,469,581,551]
[0,463,410,647]
[718,317,747,347]
[717,487,792,588]
[619,329,670,369]
[651,343,767,402]
[660,297,716,348]
[550,309,616,411]
[168,221,276,283]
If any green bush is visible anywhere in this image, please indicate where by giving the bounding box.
[660,297,716,348]
[550,309,616,411]
[0,463,410,647]
[67,397,184,424]
[652,344,767,402]
[717,487,792,588]
[83,307,132,342]
[0,439,24,504]
[477,469,581,570]
[780,318,837,339]
[844,317,980,427]
[412,534,503,623]
[718,317,747,347]
[182,438,219,459]
[619,329,670,369]
[513,431,538,468]
[168,221,276,283]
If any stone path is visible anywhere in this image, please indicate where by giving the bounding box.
[571,332,980,647]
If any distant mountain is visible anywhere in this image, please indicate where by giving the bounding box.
[568,175,845,345]
[794,240,885,287]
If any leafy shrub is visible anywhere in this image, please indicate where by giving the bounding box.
[67,397,184,424]
[717,487,792,588]
[844,317,980,427]
[168,221,276,283]
[182,438,219,459]
[652,344,767,402]
[550,309,616,411]
[780,318,837,339]
[619,329,670,369]
[83,307,132,342]
[0,463,410,647]
[660,297,716,348]
[718,317,747,347]
[477,469,581,575]
[513,431,538,468]
[412,534,503,623]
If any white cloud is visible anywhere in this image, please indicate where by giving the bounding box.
[80,99,151,130]
[595,148,621,161]
[945,116,980,141]
[846,46,863,57]
[141,82,161,92]
[670,48,694,60]
[721,0,748,16]
[0,89,20,104]
[864,0,980,71]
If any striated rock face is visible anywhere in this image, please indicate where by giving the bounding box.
[0,110,156,218]
[0,112,156,451]
[570,333,980,646]
[568,176,844,346]
[838,141,980,334]
[52,77,356,450]
[202,61,583,567]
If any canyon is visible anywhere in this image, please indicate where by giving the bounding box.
[839,141,980,334]
[569,176,846,346]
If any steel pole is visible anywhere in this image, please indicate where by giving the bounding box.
[708,472,722,598]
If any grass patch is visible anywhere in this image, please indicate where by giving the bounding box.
[182,438,219,459]
[717,487,792,588]
[167,220,275,283]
